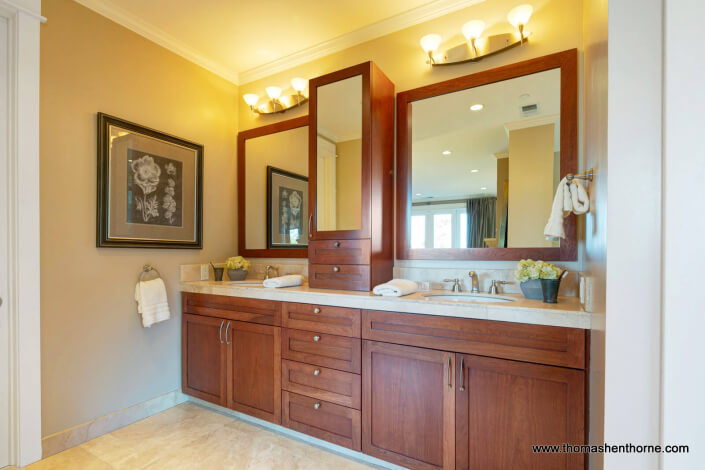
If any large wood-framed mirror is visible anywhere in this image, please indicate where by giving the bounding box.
[237,115,309,258]
[396,49,578,261]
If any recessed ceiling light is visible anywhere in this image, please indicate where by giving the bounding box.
[415,193,422,196]
[470,104,484,111]
[480,187,487,190]
[470,169,479,173]
[442,150,451,155]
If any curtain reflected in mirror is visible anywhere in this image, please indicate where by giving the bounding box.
[410,68,561,249]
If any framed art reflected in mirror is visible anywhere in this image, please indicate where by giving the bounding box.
[97,113,203,248]
[267,166,308,248]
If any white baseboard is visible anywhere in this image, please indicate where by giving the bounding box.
[188,397,406,470]
[41,390,188,458]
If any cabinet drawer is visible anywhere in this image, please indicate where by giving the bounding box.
[182,293,281,326]
[362,310,586,369]
[282,329,361,373]
[283,302,360,337]
[308,239,371,265]
[282,360,361,409]
[308,264,370,292]
[282,391,361,451]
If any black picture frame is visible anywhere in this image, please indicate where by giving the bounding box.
[266,166,309,249]
[97,112,203,248]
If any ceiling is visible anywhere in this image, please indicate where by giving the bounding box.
[411,68,560,201]
[74,0,485,84]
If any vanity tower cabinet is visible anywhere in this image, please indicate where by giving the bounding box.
[307,62,394,291]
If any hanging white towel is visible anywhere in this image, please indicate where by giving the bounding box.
[263,274,304,288]
[372,279,419,297]
[569,180,590,215]
[544,177,572,240]
[134,278,171,328]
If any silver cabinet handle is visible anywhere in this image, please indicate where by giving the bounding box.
[308,215,313,238]
[313,335,321,342]
[225,321,231,345]
[447,356,452,389]
[333,266,340,272]
[313,403,321,410]
[459,356,465,392]
[313,307,321,314]
[313,369,321,376]
[218,320,224,344]
[333,241,340,247]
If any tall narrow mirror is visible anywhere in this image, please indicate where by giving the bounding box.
[316,75,363,232]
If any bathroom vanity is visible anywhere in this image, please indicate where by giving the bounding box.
[180,283,589,470]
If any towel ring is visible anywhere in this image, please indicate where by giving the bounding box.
[139,264,161,283]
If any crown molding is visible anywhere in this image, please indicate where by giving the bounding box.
[72,0,240,84]
[238,0,486,84]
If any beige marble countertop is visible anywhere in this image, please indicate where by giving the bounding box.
[180,281,591,329]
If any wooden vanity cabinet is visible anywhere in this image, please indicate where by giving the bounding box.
[182,313,228,406]
[307,62,395,291]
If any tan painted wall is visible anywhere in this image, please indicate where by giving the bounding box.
[238,0,583,131]
[335,139,362,230]
[40,0,238,436]
[244,126,308,249]
[507,124,556,247]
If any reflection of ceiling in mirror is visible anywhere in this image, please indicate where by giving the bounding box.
[411,69,560,202]
[317,75,363,143]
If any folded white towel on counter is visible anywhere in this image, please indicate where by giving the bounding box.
[263,274,304,288]
[569,179,590,215]
[544,177,591,240]
[372,279,419,297]
[135,278,171,328]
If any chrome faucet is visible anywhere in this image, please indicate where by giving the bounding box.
[468,271,480,293]
[264,265,278,280]
[443,278,462,293]
[489,280,509,295]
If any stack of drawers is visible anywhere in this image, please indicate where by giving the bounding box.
[280,302,362,450]
[308,239,372,291]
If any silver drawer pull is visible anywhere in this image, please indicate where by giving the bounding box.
[313,335,321,342]
[313,403,321,410]
[313,307,321,314]
[313,369,321,376]
[333,241,340,247]
[333,266,340,272]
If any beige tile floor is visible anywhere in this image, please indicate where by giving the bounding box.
[22,403,374,470]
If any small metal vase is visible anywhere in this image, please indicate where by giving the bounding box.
[519,279,543,300]
[540,279,562,303]
[227,269,248,281]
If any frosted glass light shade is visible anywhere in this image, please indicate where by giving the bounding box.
[291,77,307,93]
[507,4,533,28]
[265,86,282,100]
[462,20,485,40]
[243,94,259,106]
[420,34,442,53]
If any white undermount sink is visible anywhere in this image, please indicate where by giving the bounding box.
[422,293,514,303]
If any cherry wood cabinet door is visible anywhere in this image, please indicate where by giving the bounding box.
[182,313,227,406]
[362,340,455,470]
[226,321,281,424]
[456,354,585,470]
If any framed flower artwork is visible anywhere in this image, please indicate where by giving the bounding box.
[97,113,203,248]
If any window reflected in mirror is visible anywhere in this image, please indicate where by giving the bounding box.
[244,125,308,250]
[316,75,363,232]
[410,68,561,249]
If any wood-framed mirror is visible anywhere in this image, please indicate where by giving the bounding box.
[396,49,578,261]
[237,115,309,258]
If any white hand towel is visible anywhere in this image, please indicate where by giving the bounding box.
[372,279,419,297]
[544,177,571,240]
[134,278,171,328]
[569,180,590,215]
[263,274,304,288]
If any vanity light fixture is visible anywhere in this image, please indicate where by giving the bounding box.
[243,77,309,115]
[470,103,484,111]
[420,3,533,67]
